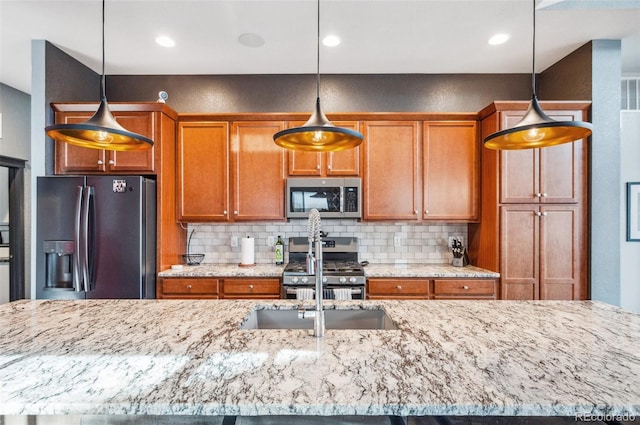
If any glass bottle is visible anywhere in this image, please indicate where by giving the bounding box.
[275,235,284,265]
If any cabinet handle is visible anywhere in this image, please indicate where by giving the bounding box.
[425,210,429,215]
[97,160,103,165]
[249,285,254,290]
[541,212,547,217]
[234,211,238,215]
[462,285,469,290]
[316,165,321,170]
[108,160,115,165]
[542,193,548,198]
[186,285,192,290]
[414,210,418,215]
[396,285,402,290]
[223,210,228,215]
[327,164,332,170]
[536,193,542,198]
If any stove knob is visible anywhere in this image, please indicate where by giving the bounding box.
[301,277,309,283]
[291,277,299,284]
[339,277,347,284]
[349,277,357,283]
[322,277,328,283]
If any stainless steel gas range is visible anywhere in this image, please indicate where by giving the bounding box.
[282,237,366,300]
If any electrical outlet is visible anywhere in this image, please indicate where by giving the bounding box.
[267,236,275,247]
[448,236,464,248]
[231,236,238,247]
[393,235,402,247]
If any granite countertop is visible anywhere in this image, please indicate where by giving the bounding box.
[158,263,499,279]
[1,299,638,417]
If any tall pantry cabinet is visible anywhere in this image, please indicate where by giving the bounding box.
[468,101,591,300]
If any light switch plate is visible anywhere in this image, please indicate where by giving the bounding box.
[231,236,238,247]
[267,236,275,247]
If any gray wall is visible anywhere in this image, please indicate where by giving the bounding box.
[0,83,30,161]
[106,74,532,114]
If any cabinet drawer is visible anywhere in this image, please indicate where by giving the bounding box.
[367,279,429,296]
[433,279,496,296]
[161,278,219,295]
[221,279,281,296]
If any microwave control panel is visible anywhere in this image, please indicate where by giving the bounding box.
[344,187,359,212]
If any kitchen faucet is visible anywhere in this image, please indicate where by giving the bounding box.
[298,208,325,337]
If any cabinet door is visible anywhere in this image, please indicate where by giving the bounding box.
[158,278,219,299]
[499,110,584,204]
[108,112,155,173]
[232,122,287,221]
[326,121,361,176]
[288,151,323,176]
[539,205,582,300]
[177,122,229,221]
[362,121,420,220]
[422,121,478,220]
[500,205,539,300]
[432,279,496,299]
[54,112,107,174]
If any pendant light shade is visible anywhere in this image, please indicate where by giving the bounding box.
[483,0,592,150]
[45,0,153,151]
[273,0,363,152]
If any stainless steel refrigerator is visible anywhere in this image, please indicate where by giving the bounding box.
[36,176,156,299]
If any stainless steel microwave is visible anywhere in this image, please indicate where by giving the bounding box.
[286,178,362,219]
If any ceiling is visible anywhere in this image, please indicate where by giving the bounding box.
[1,0,639,95]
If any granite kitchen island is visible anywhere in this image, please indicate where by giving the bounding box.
[0,299,638,421]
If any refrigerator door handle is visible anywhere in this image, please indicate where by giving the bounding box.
[73,186,84,292]
[81,186,94,292]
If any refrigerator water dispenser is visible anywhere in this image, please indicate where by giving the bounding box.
[43,240,75,290]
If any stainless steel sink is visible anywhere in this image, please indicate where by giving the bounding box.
[240,308,398,330]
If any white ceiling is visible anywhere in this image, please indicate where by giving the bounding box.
[1,0,639,95]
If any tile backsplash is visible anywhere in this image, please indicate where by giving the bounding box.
[186,220,468,265]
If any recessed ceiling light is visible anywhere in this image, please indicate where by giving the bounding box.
[322,35,341,47]
[155,36,175,48]
[488,33,510,46]
[238,33,265,48]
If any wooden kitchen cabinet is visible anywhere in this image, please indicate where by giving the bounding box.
[177,121,229,221]
[500,109,584,204]
[422,121,479,221]
[287,121,361,176]
[176,120,287,222]
[220,278,281,299]
[362,121,420,220]
[468,101,589,301]
[53,109,155,174]
[500,204,583,300]
[367,278,429,299]
[432,279,497,299]
[157,278,219,299]
[232,121,288,221]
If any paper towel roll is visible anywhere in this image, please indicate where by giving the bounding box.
[240,236,255,265]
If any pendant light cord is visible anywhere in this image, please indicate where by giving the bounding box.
[101,0,106,100]
[531,0,536,97]
[316,0,320,99]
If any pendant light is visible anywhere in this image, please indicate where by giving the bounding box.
[45,0,153,151]
[273,0,363,152]
[483,0,592,150]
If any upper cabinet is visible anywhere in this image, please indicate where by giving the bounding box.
[422,121,478,221]
[499,110,585,204]
[287,121,361,176]
[53,107,157,175]
[177,119,287,222]
[231,121,287,221]
[362,121,421,220]
[177,121,229,222]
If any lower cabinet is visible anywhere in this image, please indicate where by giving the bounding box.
[157,278,219,299]
[367,278,430,299]
[220,278,281,299]
[158,277,281,299]
[431,279,497,300]
[367,278,497,300]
